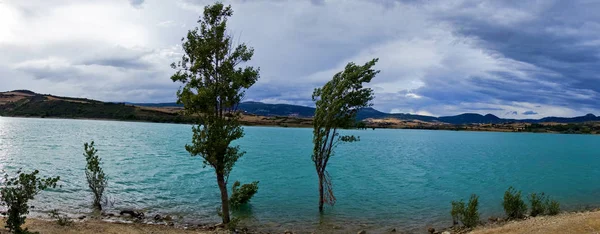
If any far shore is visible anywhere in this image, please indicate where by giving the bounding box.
[2,115,599,136]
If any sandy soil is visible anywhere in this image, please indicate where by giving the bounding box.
[0,218,217,234]
[471,211,600,234]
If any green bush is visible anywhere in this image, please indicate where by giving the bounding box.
[503,186,527,219]
[229,181,259,209]
[450,194,480,228]
[547,199,560,215]
[0,170,60,234]
[529,192,547,217]
[450,200,464,225]
[48,209,73,226]
[83,141,107,210]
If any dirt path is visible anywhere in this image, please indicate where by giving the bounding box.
[471,211,600,234]
[1,218,217,234]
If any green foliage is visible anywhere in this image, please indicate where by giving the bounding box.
[170,2,259,224]
[450,194,480,228]
[547,199,560,215]
[48,209,73,226]
[528,192,547,217]
[503,186,527,219]
[311,58,379,211]
[450,200,465,225]
[229,181,259,209]
[83,141,107,210]
[0,170,60,234]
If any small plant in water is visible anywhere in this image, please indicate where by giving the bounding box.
[546,199,560,215]
[0,170,60,234]
[450,194,480,228]
[503,186,527,219]
[83,141,107,210]
[229,181,259,209]
[48,209,73,226]
[529,192,547,217]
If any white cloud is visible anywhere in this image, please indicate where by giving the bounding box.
[0,0,599,118]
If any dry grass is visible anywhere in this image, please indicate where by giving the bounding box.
[471,211,600,234]
[0,218,214,234]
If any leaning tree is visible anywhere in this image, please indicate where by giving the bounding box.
[170,2,259,224]
[311,58,379,212]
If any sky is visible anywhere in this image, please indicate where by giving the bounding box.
[1,0,599,118]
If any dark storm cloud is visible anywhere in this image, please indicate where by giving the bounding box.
[129,0,144,8]
[81,58,150,70]
[2,0,600,117]
[522,111,538,115]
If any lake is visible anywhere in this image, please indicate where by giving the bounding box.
[1,117,600,233]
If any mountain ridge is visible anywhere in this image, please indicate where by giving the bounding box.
[130,101,599,124]
[2,90,599,124]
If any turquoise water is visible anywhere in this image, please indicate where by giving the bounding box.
[1,117,600,233]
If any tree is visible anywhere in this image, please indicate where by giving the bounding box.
[83,141,107,210]
[1,170,59,234]
[170,2,259,225]
[311,59,379,212]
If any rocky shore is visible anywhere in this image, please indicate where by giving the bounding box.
[4,209,600,233]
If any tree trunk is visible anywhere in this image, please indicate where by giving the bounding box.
[318,174,324,212]
[216,173,231,224]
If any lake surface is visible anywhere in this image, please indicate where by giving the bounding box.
[1,117,600,233]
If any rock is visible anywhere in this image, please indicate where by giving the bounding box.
[391,228,397,232]
[78,215,86,220]
[0,211,6,216]
[427,227,435,233]
[284,230,293,234]
[101,212,115,217]
[358,230,366,234]
[164,215,173,221]
[30,206,35,209]
[442,231,451,234]
[120,210,144,219]
[154,214,163,221]
[168,222,174,226]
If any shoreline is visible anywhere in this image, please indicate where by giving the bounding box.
[3,210,600,233]
[2,115,599,136]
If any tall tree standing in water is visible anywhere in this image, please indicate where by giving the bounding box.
[311,59,379,212]
[170,2,259,224]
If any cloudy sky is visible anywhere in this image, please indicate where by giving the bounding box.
[1,0,599,118]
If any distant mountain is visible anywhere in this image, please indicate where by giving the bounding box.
[4,90,600,125]
[538,113,600,123]
[133,101,600,124]
[438,113,502,124]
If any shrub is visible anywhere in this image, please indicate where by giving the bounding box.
[462,194,480,228]
[503,186,527,219]
[48,209,73,226]
[83,141,107,210]
[547,199,560,215]
[450,200,465,225]
[529,192,547,217]
[229,181,259,209]
[0,170,60,234]
[450,194,480,228]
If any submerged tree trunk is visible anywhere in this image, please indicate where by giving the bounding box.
[217,173,231,224]
[318,174,324,212]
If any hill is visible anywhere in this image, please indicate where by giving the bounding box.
[0,91,191,123]
[132,100,600,124]
[2,90,600,133]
